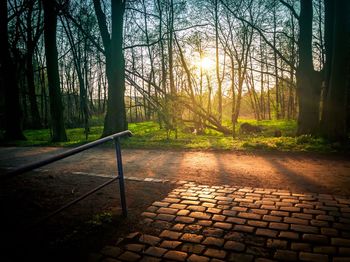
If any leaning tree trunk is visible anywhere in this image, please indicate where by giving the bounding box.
[0,1,25,140]
[42,0,67,142]
[296,0,322,135]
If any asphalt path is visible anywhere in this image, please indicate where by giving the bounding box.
[1,146,350,195]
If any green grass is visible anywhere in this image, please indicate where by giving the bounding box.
[14,126,104,147]
[2,120,346,152]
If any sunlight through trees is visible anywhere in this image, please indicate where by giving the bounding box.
[0,0,349,142]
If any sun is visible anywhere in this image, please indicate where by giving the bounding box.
[199,57,214,70]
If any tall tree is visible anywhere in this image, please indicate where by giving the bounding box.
[321,0,349,141]
[0,0,25,140]
[61,17,90,138]
[296,0,322,135]
[168,0,177,136]
[93,0,127,136]
[24,0,43,129]
[272,3,280,119]
[42,0,67,141]
[142,0,155,120]
[214,0,223,123]
[320,0,334,132]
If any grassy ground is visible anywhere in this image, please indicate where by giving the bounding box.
[2,119,348,153]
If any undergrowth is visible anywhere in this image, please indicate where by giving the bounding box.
[1,120,348,152]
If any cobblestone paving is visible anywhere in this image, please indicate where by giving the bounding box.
[93,183,350,262]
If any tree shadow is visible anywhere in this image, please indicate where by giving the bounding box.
[259,157,328,193]
[0,147,66,170]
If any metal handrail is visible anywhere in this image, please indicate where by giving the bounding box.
[2,130,132,219]
[3,130,132,178]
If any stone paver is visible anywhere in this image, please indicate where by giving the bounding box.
[96,183,350,261]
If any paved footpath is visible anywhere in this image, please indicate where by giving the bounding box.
[1,147,350,195]
[90,182,350,262]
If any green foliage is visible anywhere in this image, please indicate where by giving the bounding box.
[15,126,104,147]
[5,120,347,152]
[86,212,113,227]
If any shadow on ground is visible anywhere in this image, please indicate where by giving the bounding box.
[0,170,174,261]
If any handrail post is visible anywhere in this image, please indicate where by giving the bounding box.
[114,137,127,217]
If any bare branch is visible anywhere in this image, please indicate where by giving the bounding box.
[220,0,296,70]
[62,12,105,54]
[279,0,299,20]
[123,38,162,50]
[126,7,160,19]
[123,23,209,50]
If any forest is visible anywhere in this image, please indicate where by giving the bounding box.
[0,0,349,144]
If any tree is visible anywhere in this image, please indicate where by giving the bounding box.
[219,1,253,135]
[167,0,177,137]
[321,0,349,141]
[272,3,280,119]
[61,15,90,138]
[296,0,322,135]
[5,0,347,142]
[23,0,43,129]
[0,0,25,140]
[93,0,127,136]
[220,0,324,135]
[214,0,223,123]
[42,0,67,142]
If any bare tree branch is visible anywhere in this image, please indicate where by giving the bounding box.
[220,0,296,70]
[279,0,299,20]
[126,7,160,19]
[62,11,105,54]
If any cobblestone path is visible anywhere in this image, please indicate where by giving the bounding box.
[92,183,350,262]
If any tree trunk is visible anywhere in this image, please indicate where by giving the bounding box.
[104,0,127,135]
[142,0,155,121]
[26,51,42,129]
[93,0,127,136]
[62,18,90,136]
[42,0,67,142]
[230,56,236,137]
[320,0,334,131]
[232,68,244,124]
[215,0,222,123]
[266,62,271,120]
[260,36,265,120]
[288,9,297,120]
[321,0,349,141]
[25,1,42,129]
[273,5,280,119]
[168,0,177,137]
[296,0,321,135]
[0,1,25,140]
